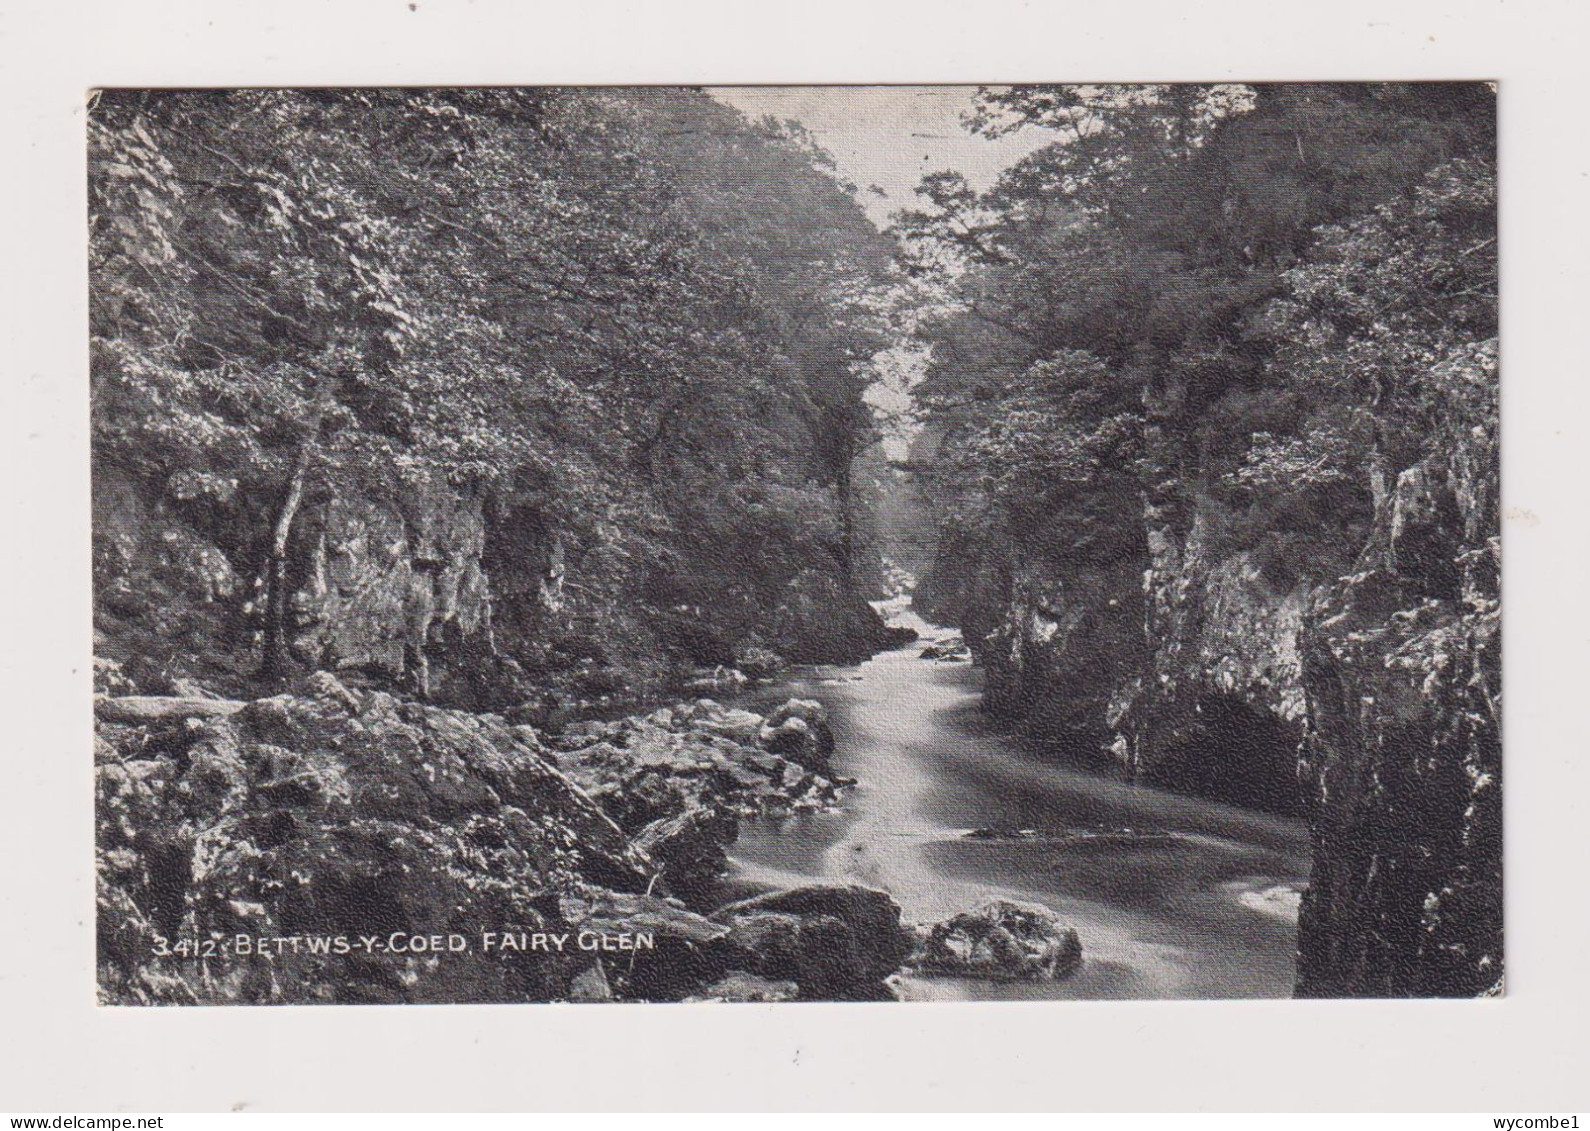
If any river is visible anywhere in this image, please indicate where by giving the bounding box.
[715,600,1311,1000]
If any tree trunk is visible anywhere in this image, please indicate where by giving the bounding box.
[260,434,317,680]
[1368,444,1392,527]
[836,456,855,584]
[95,696,248,724]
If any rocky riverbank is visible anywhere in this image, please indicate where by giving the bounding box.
[95,667,1080,1004]
[915,340,1501,997]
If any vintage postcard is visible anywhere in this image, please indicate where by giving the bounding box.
[89,83,1499,1006]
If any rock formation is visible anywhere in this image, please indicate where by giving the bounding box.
[913,899,1083,981]
[1294,341,1501,997]
[918,343,1500,996]
[95,678,885,1004]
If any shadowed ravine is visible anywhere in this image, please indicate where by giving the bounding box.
[716,601,1311,1000]
[84,85,1499,1015]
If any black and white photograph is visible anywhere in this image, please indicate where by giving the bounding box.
[87,82,1500,1007]
[12,0,1590,1113]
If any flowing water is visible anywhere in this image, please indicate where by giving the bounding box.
[717,600,1311,1000]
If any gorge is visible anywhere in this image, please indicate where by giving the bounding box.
[91,83,1500,1003]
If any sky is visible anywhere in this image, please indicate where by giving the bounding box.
[704,87,1063,460]
[707,86,1059,229]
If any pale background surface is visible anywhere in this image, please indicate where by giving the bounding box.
[709,86,1062,227]
[1,0,1585,1112]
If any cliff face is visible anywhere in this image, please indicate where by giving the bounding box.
[926,449,1150,758]
[1294,341,1501,997]
[943,482,1309,810]
[92,468,520,706]
[957,529,1146,754]
[1122,500,1310,813]
[929,341,1501,995]
[92,462,894,712]
[297,487,493,694]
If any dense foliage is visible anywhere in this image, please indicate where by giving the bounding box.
[899,82,1496,643]
[90,88,897,696]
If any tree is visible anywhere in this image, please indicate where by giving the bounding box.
[90,87,901,692]
[899,83,1497,618]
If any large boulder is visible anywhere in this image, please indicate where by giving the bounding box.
[559,890,733,1002]
[732,644,786,681]
[758,698,836,774]
[918,635,970,662]
[717,912,870,1000]
[766,567,895,664]
[92,466,521,707]
[913,899,1083,981]
[683,970,799,1003]
[550,699,836,832]
[688,700,765,745]
[632,805,739,900]
[95,679,651,1005]
[711,884,914,1001]
[681,667,749,695]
